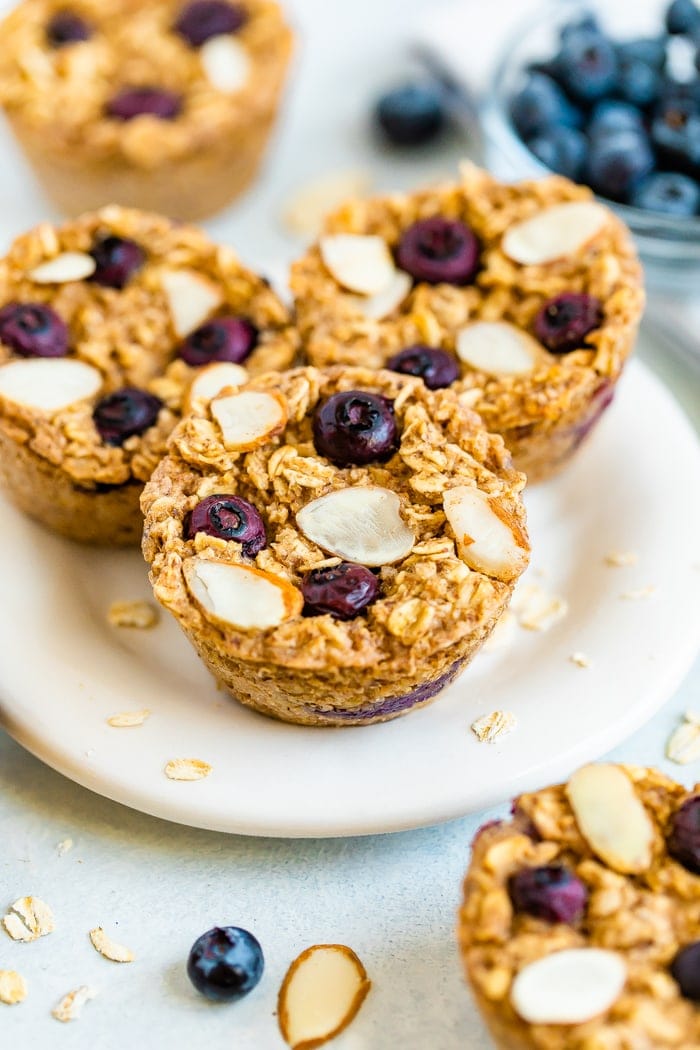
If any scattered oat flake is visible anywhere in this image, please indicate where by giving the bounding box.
[3,897,55,941]
[57,838,73,856]
[52,986,97,1023]
[0,970,27,1005]
[471,710,517,743]
[89,927,134,963]
[620,585,656,601]
[164,758,212,782]
[605,550,639,567]
[281,170,372,238]
[107,600,159,629]
[569,652,591,668]
[107,709,150,728]
[512,583,568,632]
[666,715,700,765]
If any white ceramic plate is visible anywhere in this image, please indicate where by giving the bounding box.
[1,356,699,837]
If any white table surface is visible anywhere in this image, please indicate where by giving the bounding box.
[1,1,699,1047]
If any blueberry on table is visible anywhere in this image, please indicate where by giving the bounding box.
[375,82,446,147]
[302,562,380,620]
[632,171,700,214]
[556,29,618,103]
[527,126,587,181]
[386,345,460,390]
[185,494,266,556]
[509,73,582,140]
[508,864,588,925]
[586,130,655,202]
[313,390,398,466]
[0,302,68,358]
[187,926,264,1003]
[666,0,700,35]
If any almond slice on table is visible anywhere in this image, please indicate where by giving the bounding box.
[89,927,135,963]
[456,322,540,376]
[0,970,27,1005]
[28,252,96,284]
[443,486,529,583]
[185,361,248,411]
[502,201,608,266]
[52,985,97,1023]
[3,897,55,942]
[511,948,626,1025]
[278,944,371,1050]
[297,486,415,567]
[184,557,303,630]
[566,764,654,874]
[320,234,396,295]
[200,35,251,93]
[164,758,212,782]
[160,269,223,338]
[0,359,102,413]
[211,389,288,450]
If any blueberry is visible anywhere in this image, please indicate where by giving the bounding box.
[185,494,266,556]
[651,101,700,171]
[666,0,700,35]
[667,795,700,874]
[187,926,264,1003]
[302,562,380,620]
[386,345,460,389]
[105,87,183,121]
[534,293,603,354]
[589,100,645,141]
[508,864,588,925]
[632,171,700,214]
[396,218,479,285]
[616,56,662,108]
[670,941,700,1001]
[559,15,602,44]
[617,37,668,71]
[527,126,587,180]
[93,388,163,445]
[0,302,68,358]
[557,29,618,103]
[179,318,257,367]
[46,10,92,47]
[174,1,247,47]
[510,73,583,140]
[586,130,655,201]
[375,82,446,148]
[89,236,146,289]
[313,390,398,466]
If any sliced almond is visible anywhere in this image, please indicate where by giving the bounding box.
[107,710,150,728]
[443,486,529,583]
[184,557,303,630]
[52,985,97,1023]
[89,927,134,963]
[185,361,248,411]
[456,321,540,376]
[319,234,396,295]
[161,269,223,338]
[349,268,412,321]
[502,201,608,266]
[278,944,371,1050]
[28,251,96,284]
[210,388,287,450]
[566,764,655,874]
[297,486,415,567]
[200,35,251,93]
[0,359,102,413]
[164,758,212,782]
[511,948,626,1025]
[3,897,55,942]
[0,970,27,1006]
[666,714,700,765]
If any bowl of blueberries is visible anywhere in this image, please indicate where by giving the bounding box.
[480,0,700,288]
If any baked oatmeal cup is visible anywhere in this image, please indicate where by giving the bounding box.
[0,205,296,545]
[0,0,293,220]
[291,165,645,483]
[459,763,700,1050]
[141,365,530,726]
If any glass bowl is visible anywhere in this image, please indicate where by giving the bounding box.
[480,0,700,292]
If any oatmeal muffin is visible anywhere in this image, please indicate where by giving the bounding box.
[0,205,296,545]
[0,0,293,220]
[291,165,644,483]
[459,763,700,1050]
[141,365,530,726]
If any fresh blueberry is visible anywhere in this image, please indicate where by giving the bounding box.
[510,73,583,140]
[313,390,398,466]
[396,217,479,285]
[617,37,668,71]
[588,100,645,141]
[179,317,257,366]
[93,388,163,445]
[508,864,588,925]
[105,87,183,121]
[187,926,264,1003]
[301,562,380,620]
[670,942,700,1001]
[185,494,266,556]
[534,293,603,354]
[651,100,700,171]
[527,126,587,180]
[559,14,602,44]
[632,171,700,214]
[375,82,446,147]
[557,29,618,103]
[89,236,146,289]
[616,55,662,108]
[667,795,700,874]
[174,1,247,47]
[386,345,460,389]
[46,10,92,46]
[0,302,68,358]
[666,0,700,35]
[586,130,655,201]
